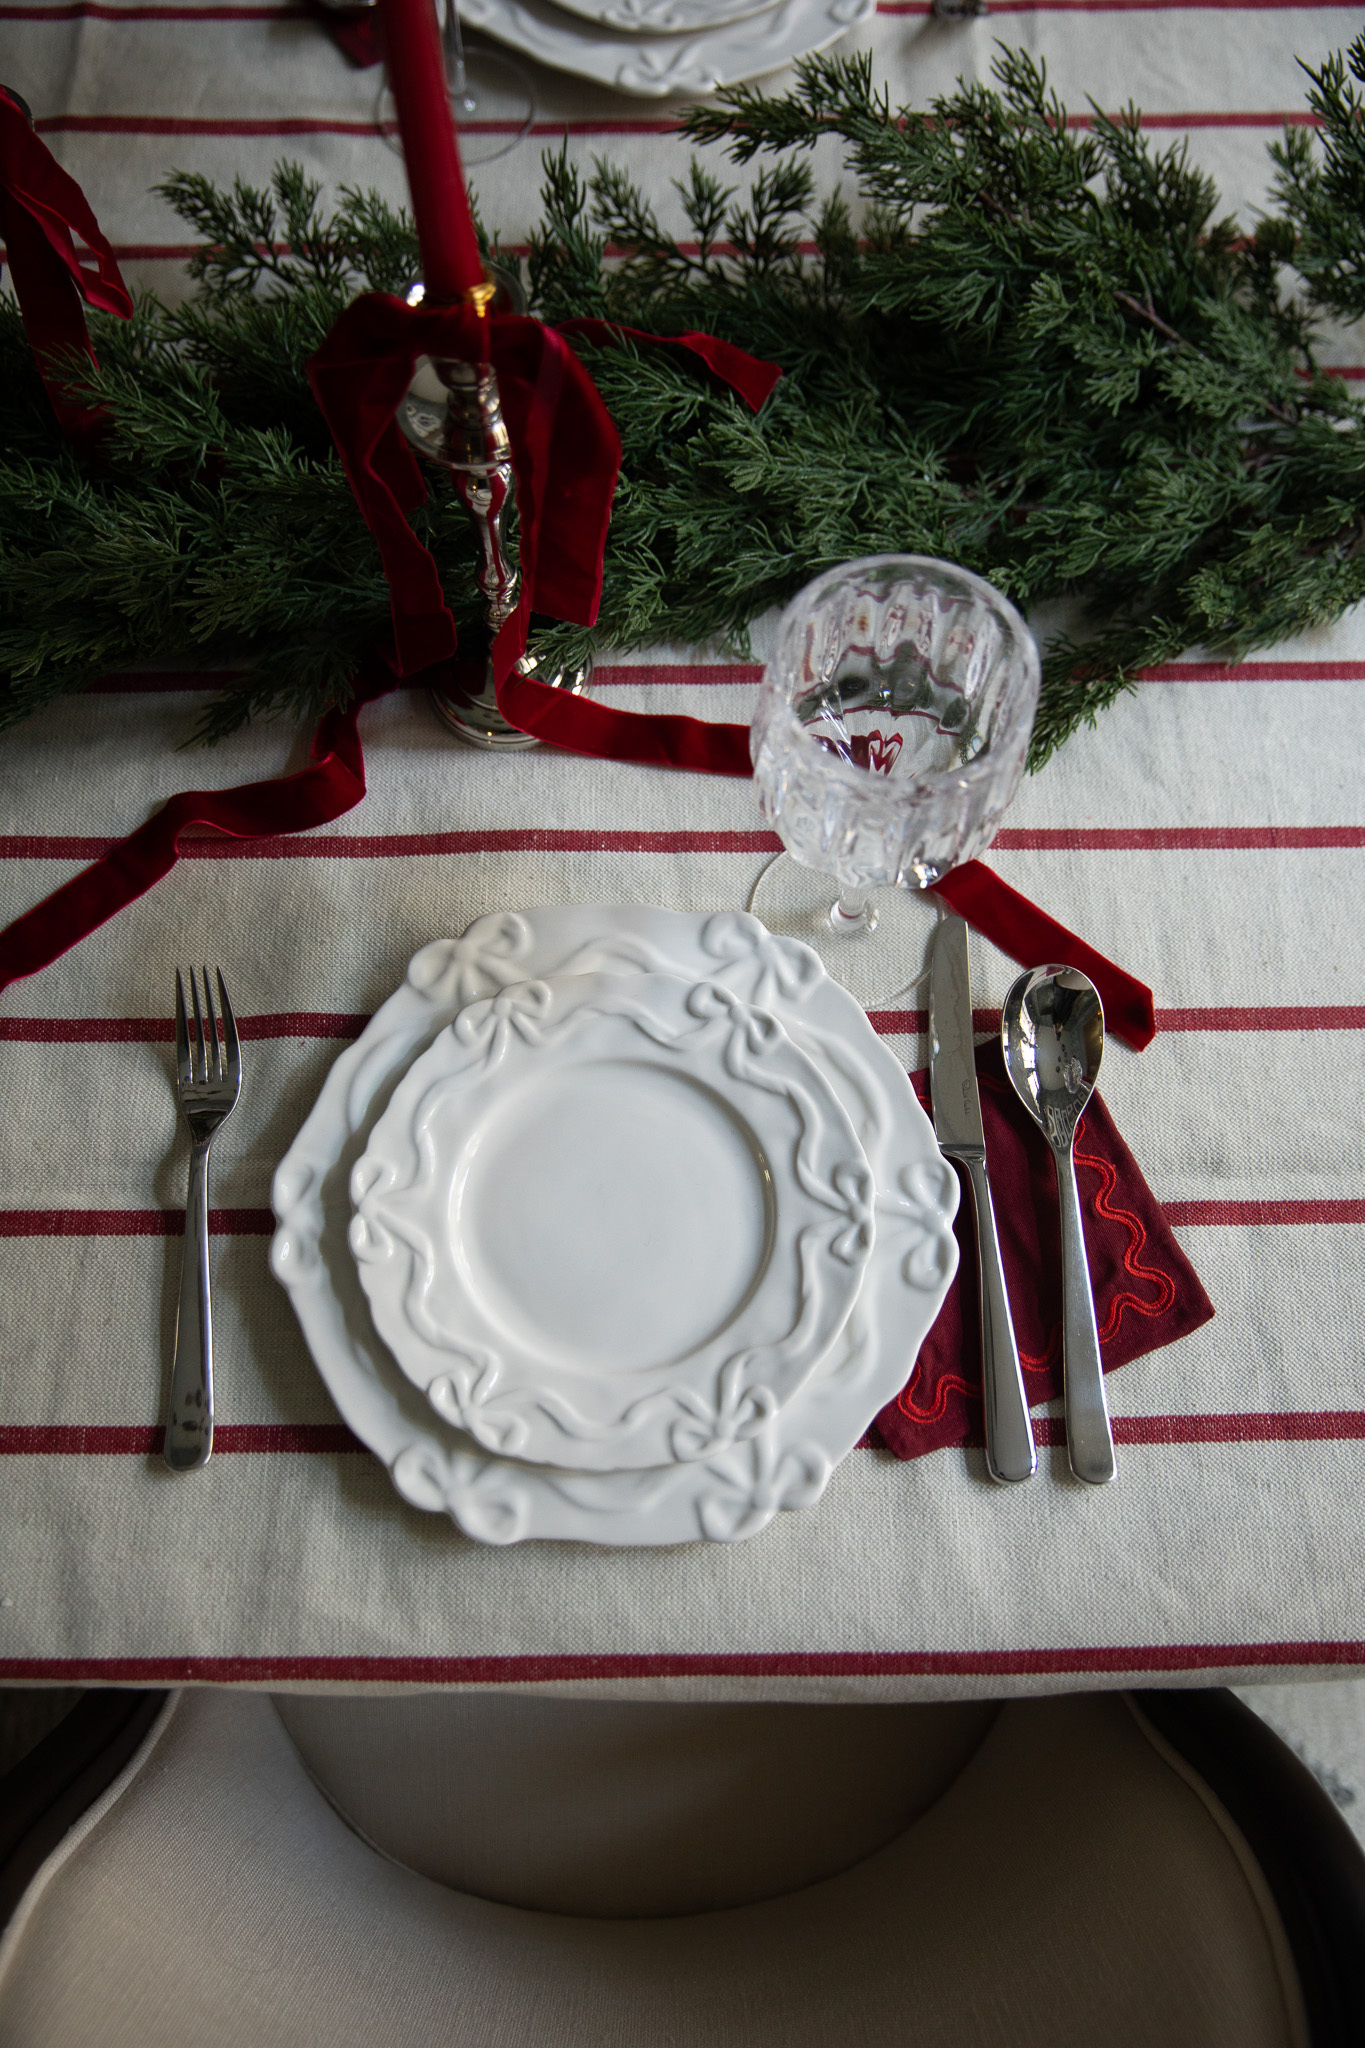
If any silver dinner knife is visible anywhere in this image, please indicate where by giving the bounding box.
[929,915,1037,1485]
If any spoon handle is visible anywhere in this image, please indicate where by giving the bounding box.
[1054,1144,1116,1485]
[960,1157,1037,1485]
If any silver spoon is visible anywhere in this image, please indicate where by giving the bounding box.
[1001,965,1116,1486]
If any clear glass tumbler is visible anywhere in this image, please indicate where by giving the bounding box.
[749,556,1040,1005]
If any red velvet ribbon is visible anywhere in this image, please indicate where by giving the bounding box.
[0,664,394,995]
[0,139,1155,1043]
[935,862,1155,1050]
[0,87,131,445]
[306,292,771,777]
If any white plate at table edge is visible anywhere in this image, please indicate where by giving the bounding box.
[270,907,959,1545]
[459,0,872,97]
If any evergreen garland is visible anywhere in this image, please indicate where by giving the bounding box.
[4,39,1365,766]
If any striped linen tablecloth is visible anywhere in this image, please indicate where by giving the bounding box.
[0,0,1363,1698]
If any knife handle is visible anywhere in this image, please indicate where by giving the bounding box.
[960,1156,1037,1485]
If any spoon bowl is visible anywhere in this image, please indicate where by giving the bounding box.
[1001,967,1104,1148]
[1001,966,1115,1486]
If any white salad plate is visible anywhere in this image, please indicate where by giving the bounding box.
[541,0,779,38]
[458,0,873,98]
[349,971,874,1473]
[271,908,959,1546]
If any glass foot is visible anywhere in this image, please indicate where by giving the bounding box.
[375,47,534,166]
[747,853,941,1011]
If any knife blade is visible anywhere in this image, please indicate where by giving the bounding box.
[929,915,1037,1485]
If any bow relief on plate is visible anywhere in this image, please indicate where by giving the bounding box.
[879,1160,959,1291]
[348,972,874,1474]
[456,0,875,100]
[389,1422,832,1547]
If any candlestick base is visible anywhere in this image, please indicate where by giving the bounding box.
[430,648,594,750]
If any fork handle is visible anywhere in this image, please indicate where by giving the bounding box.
[166,1137,213,1472]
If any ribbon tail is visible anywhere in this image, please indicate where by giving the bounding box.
[0,670,389,995]
[555,317,781,413]
[934,859,1156,1051]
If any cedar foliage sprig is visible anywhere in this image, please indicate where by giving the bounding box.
[3,45,1365,762]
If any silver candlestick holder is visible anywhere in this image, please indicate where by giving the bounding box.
[396,287,593,750]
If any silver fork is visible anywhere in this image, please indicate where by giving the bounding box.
[166,968,242,1473]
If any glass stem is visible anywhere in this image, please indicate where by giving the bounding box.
[830,885,877,934]
[442,0,471,111]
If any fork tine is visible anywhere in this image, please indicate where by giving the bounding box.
[188,967,206,1086]
[174,970,193,1090]
[216,970,241,1090]
[201,964,220,1083]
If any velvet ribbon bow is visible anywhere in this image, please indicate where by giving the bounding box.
[0,86,131,445]
[306,292,777,776]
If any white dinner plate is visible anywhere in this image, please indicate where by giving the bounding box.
[458,0,872,97]
[271,908,958,1545]
[349,971,874,1472]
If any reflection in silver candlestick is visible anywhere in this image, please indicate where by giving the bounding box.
[396,337,593,750]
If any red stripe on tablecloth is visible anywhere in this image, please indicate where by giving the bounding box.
[596,664,762,688]
[84,669,249,693]
[1081,1412,1365,1444]
[1,2,300,14]
[1155,1004,1365,1030]
[4,1005,1360,1045]
[66,658,1365,691]
[0,1012,369,1043]
[72,662,758,693]
[993,825,1365,849]
[4,824,1361,861]
[30,111,1322,139]
[0,828,784,859]
[0,1208,274,1236]
[1164,1198,1365,1225]
[1,1199,1348,1236]
[0,1423,362,1454]
[0,1644,1361,1683]
[1134,659,1365,680]
[3,1414,1360,1456]
[865,1004,1365,1034]
[35,113,683,137]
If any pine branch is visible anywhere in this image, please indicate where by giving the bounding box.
[4,46,1365,772]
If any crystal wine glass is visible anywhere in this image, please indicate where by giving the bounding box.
[749,556,1040,1007]
[376,0,534,167]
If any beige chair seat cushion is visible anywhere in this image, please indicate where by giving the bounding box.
[0,1688,1307,2048]
[273,1691,999,1916]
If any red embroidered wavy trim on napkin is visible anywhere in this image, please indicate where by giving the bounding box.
[874,1040,1214,1460]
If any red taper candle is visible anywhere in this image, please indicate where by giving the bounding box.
[378,0,486,304]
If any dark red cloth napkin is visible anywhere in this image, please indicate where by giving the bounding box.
[305,0,383,68]
[874,1040,1214,1459]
